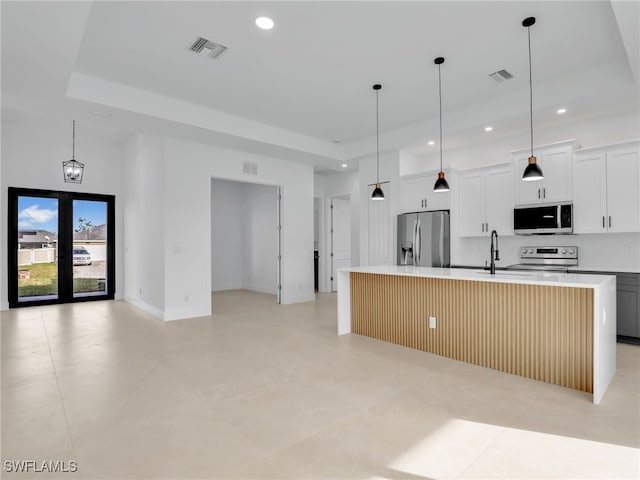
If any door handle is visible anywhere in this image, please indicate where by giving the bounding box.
[609,216,612,228]
[538,188,541,199]
[543,188,546,199]
[602,216,605,229]
[411,218,420,265]
[416,219,422,264]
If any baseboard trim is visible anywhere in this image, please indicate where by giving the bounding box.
[212,283,243,292]
[244,284,277,295]
[282,293,316,304]
[124,295,164,320]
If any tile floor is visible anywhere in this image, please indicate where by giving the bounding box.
[2,290,639,479]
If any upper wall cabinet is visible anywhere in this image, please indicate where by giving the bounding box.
[513,140,574,205]
[573,141,640,234]
[401,171,451,213]
[458,164,514,237]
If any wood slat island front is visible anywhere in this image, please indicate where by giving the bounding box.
[337,266,617,404]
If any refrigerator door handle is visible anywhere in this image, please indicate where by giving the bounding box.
[416,219,422,265]
[412,218,420,265]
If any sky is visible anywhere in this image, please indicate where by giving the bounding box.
[17,197,107,234]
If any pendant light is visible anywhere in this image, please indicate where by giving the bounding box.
[433,57,450,192]
[371,84,386,200]
[521,16,543,182]
[62,120,84,184]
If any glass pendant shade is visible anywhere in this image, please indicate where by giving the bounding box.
[522,156,543,181]
[433,171,450,192]
[371,183,385,200]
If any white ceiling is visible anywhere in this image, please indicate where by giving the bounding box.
[2,1,639,172]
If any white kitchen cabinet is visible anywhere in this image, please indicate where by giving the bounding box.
[513,140,574,205]
[458,165,513,237]
[401,171,450,213]
[573,141,640,233]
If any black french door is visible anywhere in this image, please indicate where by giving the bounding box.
[8,187,115,308]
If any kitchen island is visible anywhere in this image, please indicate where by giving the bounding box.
[337,266,617,404]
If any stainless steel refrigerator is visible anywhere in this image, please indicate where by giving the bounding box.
[397,210,450,267]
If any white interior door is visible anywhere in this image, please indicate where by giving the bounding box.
[331,198,351,292]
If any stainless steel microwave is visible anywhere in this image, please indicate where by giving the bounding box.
[513,203,573,234]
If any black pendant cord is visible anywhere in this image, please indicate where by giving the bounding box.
[72,120,75,160]
[527,25,533,157]
[376,88,380,184]
[438,63,443,172]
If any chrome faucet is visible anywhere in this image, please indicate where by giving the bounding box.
[490,230,500,275]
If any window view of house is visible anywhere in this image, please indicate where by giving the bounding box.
[16,196,59,300]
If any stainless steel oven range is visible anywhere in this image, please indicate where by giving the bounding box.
[507,246,578,273]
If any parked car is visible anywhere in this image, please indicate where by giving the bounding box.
[73,247,92,266]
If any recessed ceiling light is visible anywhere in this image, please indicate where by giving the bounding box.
[428,140,435,145]
[341,163,348,168]
[255,16,274,30]
[485,126,493,132]
[557,108,567,114]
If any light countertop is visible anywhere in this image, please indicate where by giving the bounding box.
[568,266,640,274]
[452,264,640,275]
[340,265,615,288]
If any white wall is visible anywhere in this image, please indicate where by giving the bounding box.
[162,137,313,321]
[455,233,640,272]
[243,183,277,294]
[1,122,126,309]
[358,151,401,267]
[123,134,165,317]
[210,178,244,291]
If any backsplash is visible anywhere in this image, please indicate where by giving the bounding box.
[453,232,640,271]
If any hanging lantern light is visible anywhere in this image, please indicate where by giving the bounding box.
[62,120,84,184]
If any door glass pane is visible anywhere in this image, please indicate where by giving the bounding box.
[17,196,59,301]
[73,200,108,297]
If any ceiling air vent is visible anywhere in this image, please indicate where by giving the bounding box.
[188,36,227,59]
[489,69,514,82]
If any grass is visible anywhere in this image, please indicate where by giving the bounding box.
[18,262,105,297]
[18,263,57,296]
[73,278,106,294]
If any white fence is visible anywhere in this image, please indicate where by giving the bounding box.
[18,245,107,266]
[18,248,56,266]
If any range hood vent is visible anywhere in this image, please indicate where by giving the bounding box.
[188,36,227,59]
[489,69,514,82]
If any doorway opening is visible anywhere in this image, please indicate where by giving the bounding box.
[8,187,115,307]
[210,178,282,311]
[330,195,351,292]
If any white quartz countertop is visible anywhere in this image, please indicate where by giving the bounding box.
[341,265,615,288]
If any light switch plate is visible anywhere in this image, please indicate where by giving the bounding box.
[429,316,436,329]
